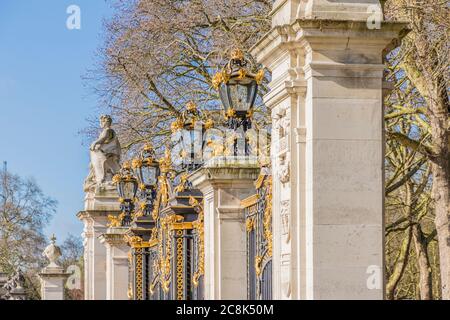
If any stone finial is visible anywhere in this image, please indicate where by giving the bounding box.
[43,234,62,268]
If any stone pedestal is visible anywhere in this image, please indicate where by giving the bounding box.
[77,188,120,300]
[39,266,70,300]
[99,227,130,300]
[251,0,407,299]
[189,157,260,299]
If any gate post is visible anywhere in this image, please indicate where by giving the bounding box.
[189,157,259,299]
[252,0,407,299]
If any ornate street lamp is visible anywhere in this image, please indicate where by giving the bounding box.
[132,143,160,217]
[113,161,138,226]
[212,49,264,155]
[171,101,214,171]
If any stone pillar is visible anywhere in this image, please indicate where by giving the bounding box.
[251,0,407,299]
[40,269,69,300]
[77,188,120,300]
[99,227,130,300]
[189,157,260,299]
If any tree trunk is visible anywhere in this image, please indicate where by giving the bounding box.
[412,223,433,299]
[386,225,412,299]
[430,117,450,298]
[428,74,450,299]
[390,0,450,300]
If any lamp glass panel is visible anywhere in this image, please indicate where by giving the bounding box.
[116,183,123,198]
[141,166,157,186]
[122,180,136,199]
[219,83,231,111]
[228,83,249,112]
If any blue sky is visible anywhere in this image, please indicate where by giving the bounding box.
[0,1,114,241]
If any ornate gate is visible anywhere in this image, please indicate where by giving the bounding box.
[127,188,205,300]
[242,173,272,300]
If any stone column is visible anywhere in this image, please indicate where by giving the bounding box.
[77,188,120,300]
[99,227,130,300]
[251,0,407,299]
[189,157,260,299]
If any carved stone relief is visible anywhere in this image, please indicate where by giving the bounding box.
[280,254,292,298]
[274,105,291,185]
[278,155,290,185]
[280,200,291,244]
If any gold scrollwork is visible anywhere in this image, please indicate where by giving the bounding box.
[158,214,176,293]
[212,72,223,90]
[255,255,262,277]
[107,213,124,228]
[127,283,133,300]
[225,108,236,119]
[263,177,273,257]
[190,196,205,288]
[255,69,265,84]
[246,217,255,233]
[173,173,189,193]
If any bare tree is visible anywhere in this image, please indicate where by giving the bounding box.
[386,0,450,298]
[0,167,57,299]
[87,0,272,153]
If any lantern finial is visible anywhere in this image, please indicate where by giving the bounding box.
[143,142,153,152]
[230,48,244,61]
[122,161,131,170]
[186,101,197,112]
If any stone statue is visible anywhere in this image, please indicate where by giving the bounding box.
[1,269,26,300]
[42,234,62,268]
[84,115,121,191]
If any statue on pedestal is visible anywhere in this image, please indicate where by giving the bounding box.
[84,115,121,192]
[1,269,26,300]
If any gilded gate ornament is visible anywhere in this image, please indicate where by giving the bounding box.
[124,144,206,300]
[107,213,123,227]
[190,196,205,288]
[242,172,273,299]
